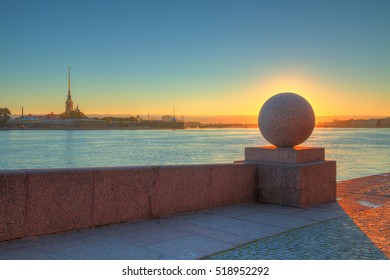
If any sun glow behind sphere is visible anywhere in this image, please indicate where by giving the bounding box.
[244,72,340,117]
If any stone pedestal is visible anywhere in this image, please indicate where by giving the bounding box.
[245,146,336,208]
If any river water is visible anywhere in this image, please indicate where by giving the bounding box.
[0,128,389,181]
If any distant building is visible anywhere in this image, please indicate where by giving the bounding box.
[317,117,390,128]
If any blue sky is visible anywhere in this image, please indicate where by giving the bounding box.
[1,0,389,117]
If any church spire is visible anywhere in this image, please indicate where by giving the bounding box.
[65,65,73,115]
[67,65,71,96]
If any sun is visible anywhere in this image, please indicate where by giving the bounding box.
[242,72,338,117]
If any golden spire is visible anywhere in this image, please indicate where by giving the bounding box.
[67,65,71,95]
[65,65,73,114]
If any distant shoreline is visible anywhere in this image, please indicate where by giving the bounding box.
[1,125,389,131]
[4,116,389,130]
[0,125,257,131]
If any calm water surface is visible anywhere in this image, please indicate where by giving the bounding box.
[0,128,389,181]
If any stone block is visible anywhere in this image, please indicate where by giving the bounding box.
[208,164,257,207]
[25,169,94,236]
[245,146,325,163]
[93,167,157,226]
[151,165,211,217]
[0,171,27,242]
[257,163,301,190]
[259,186,302,207]
[257,160,336,208]
[300,161,337,207]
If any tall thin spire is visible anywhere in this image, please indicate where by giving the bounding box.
[67,65,71,95]
[65,65,73,115]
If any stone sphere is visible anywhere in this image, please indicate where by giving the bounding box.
[258,92,315,147]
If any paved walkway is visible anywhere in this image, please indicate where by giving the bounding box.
[337,173,390,258]
[207,172,390,260]
[0,173,389,260]
[206,216,386,259]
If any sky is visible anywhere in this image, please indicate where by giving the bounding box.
[1,0,389,119]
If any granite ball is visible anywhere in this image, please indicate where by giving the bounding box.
[258,92,315,147]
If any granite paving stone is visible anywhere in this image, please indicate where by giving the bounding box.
[199,203,267,217]
[145,234,232,260]
[99,225,191,246]
[0,248,63,260]
[87,220,163,237]
[239,211,316,229]
[185,214,286,239]
[288,208,346,221]
[312,202,346,211]
[254,204,305,215]
[0,229,106,251]
[157,220,252,245]
[54,240,167,260]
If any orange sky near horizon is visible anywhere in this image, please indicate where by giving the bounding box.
[10,71,388,119]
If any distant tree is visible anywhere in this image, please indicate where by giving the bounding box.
[0,108,11,127]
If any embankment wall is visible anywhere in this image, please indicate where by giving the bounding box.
[0,164,257,242]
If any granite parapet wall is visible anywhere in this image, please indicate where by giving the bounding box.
[0,164,258,242]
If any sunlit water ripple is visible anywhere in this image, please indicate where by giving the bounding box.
[0,128,389,181]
